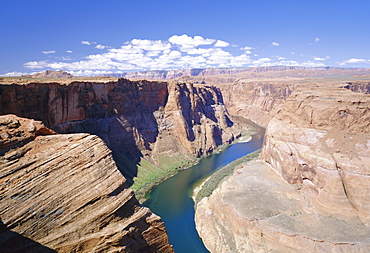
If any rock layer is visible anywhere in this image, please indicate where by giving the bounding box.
[261,86,370,225]
[195,159,370,252]
[217,80,293,126]
[0,79,249,195]
[0,115,173,252]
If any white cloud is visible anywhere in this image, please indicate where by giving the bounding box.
[339,58,370,65]
[313,57,326,61]
[301,61,325,67]
[271,42,280,46]
[252,57,272,65]
[42,50,56,55]
[240,46,254,50]
[95,44,107,49]
[214,40,230,47]
[315,37,321,42]
[66,50,73,53]
[131,39,171,51]
[2,71,29,76]
[81,41,96,45]
[24,61,49,69]
[169,34,216,50]
[21,34,337,76]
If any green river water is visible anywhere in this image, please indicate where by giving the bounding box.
[144,127,264,252]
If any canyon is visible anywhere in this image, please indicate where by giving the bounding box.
[0,75,251,252]
[1,68,370,252]
[194,78,370,252]
[0,78,251,200]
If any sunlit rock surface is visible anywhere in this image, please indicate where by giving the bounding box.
[196,159,370,252]
[261,85,370,225]
[0,115,173,252]
[196,82,370,252]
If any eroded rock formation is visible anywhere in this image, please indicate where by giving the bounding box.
[261,85,370,225]
[196,159,370,252]
[0,115,173,252]
[195,82,370,252]
[217,80,294,127]
[0,79,249,199]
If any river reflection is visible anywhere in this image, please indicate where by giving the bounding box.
[144,125,264,253]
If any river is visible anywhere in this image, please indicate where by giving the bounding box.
[143,126,264,253]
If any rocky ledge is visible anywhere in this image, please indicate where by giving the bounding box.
[0,115,173,252]
[195,158,370,252]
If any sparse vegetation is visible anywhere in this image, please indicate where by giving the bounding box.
[194,149,261,204]
[131,154,199,202]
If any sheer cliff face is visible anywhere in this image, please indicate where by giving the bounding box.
[261,85,370,225]
[218,80,293,127]
[0,115,173,252]
[0,79,247,194]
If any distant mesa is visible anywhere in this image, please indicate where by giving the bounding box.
[101,66,363,79]
[23,70,74,79]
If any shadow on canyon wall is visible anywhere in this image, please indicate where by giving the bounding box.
[0,80,235,187]
[53,114,160,186]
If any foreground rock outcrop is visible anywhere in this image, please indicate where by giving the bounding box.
[0,115,173,252]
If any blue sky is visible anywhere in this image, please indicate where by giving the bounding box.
[1,0,370,76]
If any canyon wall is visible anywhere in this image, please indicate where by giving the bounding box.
[0,115,173,252]
[0,79,250,199]
[195,82,370,252]
[216,80,294,127]
[261,85,370,225]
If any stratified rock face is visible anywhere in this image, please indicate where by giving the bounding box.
[0,79,169,127]
[0,80,246,189]
[261,86,370,225]
[218,80,293,127]
[23,70,74,79]
[0,115,173,252]
[196,159,370,253]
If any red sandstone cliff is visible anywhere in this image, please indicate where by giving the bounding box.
[0,79,250,199]
[0,115,173,252]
